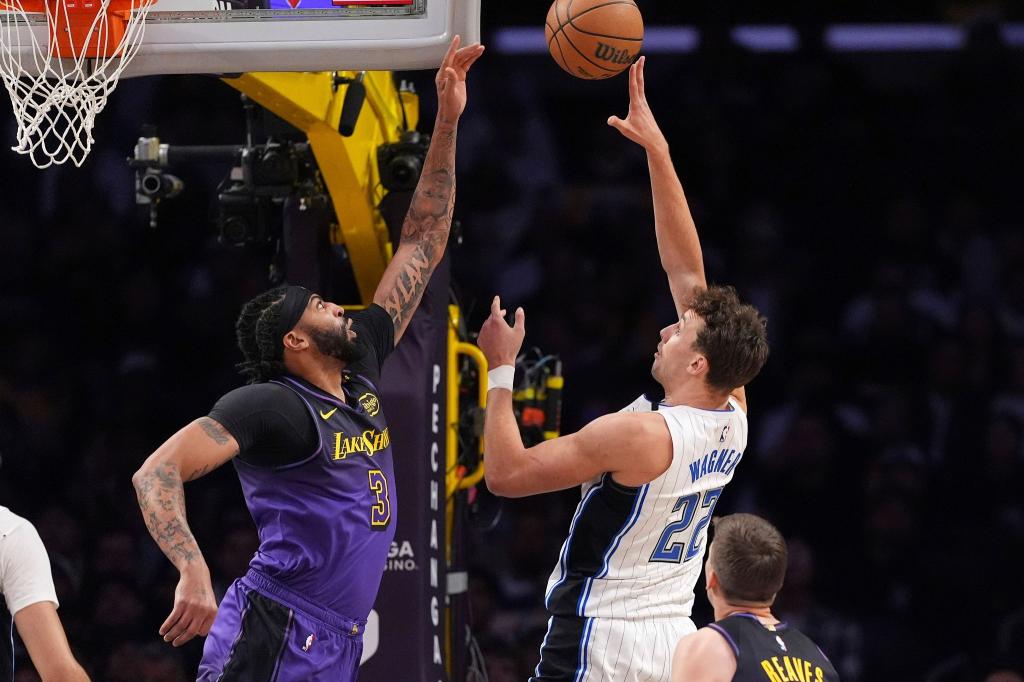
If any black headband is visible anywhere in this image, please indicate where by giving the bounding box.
[274,285,313,345]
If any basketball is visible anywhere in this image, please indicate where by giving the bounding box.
[545,0,644,80]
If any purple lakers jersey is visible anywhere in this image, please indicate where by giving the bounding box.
[233,374,396,621]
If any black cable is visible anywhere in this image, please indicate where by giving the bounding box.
[465,625,489,682]
[394,74,410,132]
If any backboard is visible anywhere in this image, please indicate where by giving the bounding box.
[1,0,480,77]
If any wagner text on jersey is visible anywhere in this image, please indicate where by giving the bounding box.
[689,447,743,483]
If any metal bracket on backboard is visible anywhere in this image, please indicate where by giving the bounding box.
[447,571,468,596]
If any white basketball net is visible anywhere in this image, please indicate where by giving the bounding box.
[0,0,153,167]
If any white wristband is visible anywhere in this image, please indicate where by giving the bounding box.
[487,365,515,392]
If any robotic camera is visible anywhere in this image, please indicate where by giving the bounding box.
[128,93,324,242]
[215,142,314,246]
[127,94,432,288]
[131,134,187,229]
[130,128,317,245]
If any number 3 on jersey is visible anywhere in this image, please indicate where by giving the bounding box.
[368,469,391,530]
[650,487,723,563]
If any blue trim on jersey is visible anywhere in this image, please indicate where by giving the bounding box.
[573,617,594,682]
[534,616,555,679]
[544,479,607,609]
[574,480,650,616]
[597,482,648,579]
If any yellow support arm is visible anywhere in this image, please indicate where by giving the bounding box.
[445,305,487,499]
[455,340,487,490]
[224,71,419,303]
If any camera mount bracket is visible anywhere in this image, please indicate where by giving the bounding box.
[224,70,418,301]
[128,70,420,301]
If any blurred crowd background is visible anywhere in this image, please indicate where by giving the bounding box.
[1,1,1023,680]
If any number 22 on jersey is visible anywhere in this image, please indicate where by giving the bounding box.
[649,487,723,563]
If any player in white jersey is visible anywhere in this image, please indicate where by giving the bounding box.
[476,57,770,682]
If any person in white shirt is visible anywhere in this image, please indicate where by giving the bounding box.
[0,506,89,682]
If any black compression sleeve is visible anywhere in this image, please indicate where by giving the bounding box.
[347,303,396,377]
[208,383,319,467]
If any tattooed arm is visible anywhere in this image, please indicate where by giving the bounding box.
[132,417,239,647]
[374,36,484,344]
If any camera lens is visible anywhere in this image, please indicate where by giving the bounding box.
[222,216,250,245]
[377,133,430,191]
[141,173,162,196]
[389,156,423,189]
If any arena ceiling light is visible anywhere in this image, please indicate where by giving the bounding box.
[492,22,1024,55]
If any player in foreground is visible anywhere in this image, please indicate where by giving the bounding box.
[131,36,483,680]
[476,57,769,681]
[671,514,839,682]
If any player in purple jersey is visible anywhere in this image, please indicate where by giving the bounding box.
[131,36,483,681]
[671,514,839,682]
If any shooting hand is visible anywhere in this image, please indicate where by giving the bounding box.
[478,295,525,368]
[607,57,668,154]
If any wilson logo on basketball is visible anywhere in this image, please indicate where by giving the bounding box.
[545,0,644,80]
[594,42,635,65]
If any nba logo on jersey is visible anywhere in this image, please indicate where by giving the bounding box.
[720,425,730,443]
[303,634,316,652]
[776,635,787,652]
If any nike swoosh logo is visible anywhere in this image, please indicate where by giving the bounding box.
[320,408,338,420]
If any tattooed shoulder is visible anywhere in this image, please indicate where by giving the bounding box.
[197,417,233,447]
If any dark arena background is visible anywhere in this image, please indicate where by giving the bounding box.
[2,1,1024,680]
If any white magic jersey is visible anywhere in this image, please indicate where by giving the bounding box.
[543,393,748,621]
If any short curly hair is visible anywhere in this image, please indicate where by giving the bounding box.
[687,285,769,393]
[235,287,289,384]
